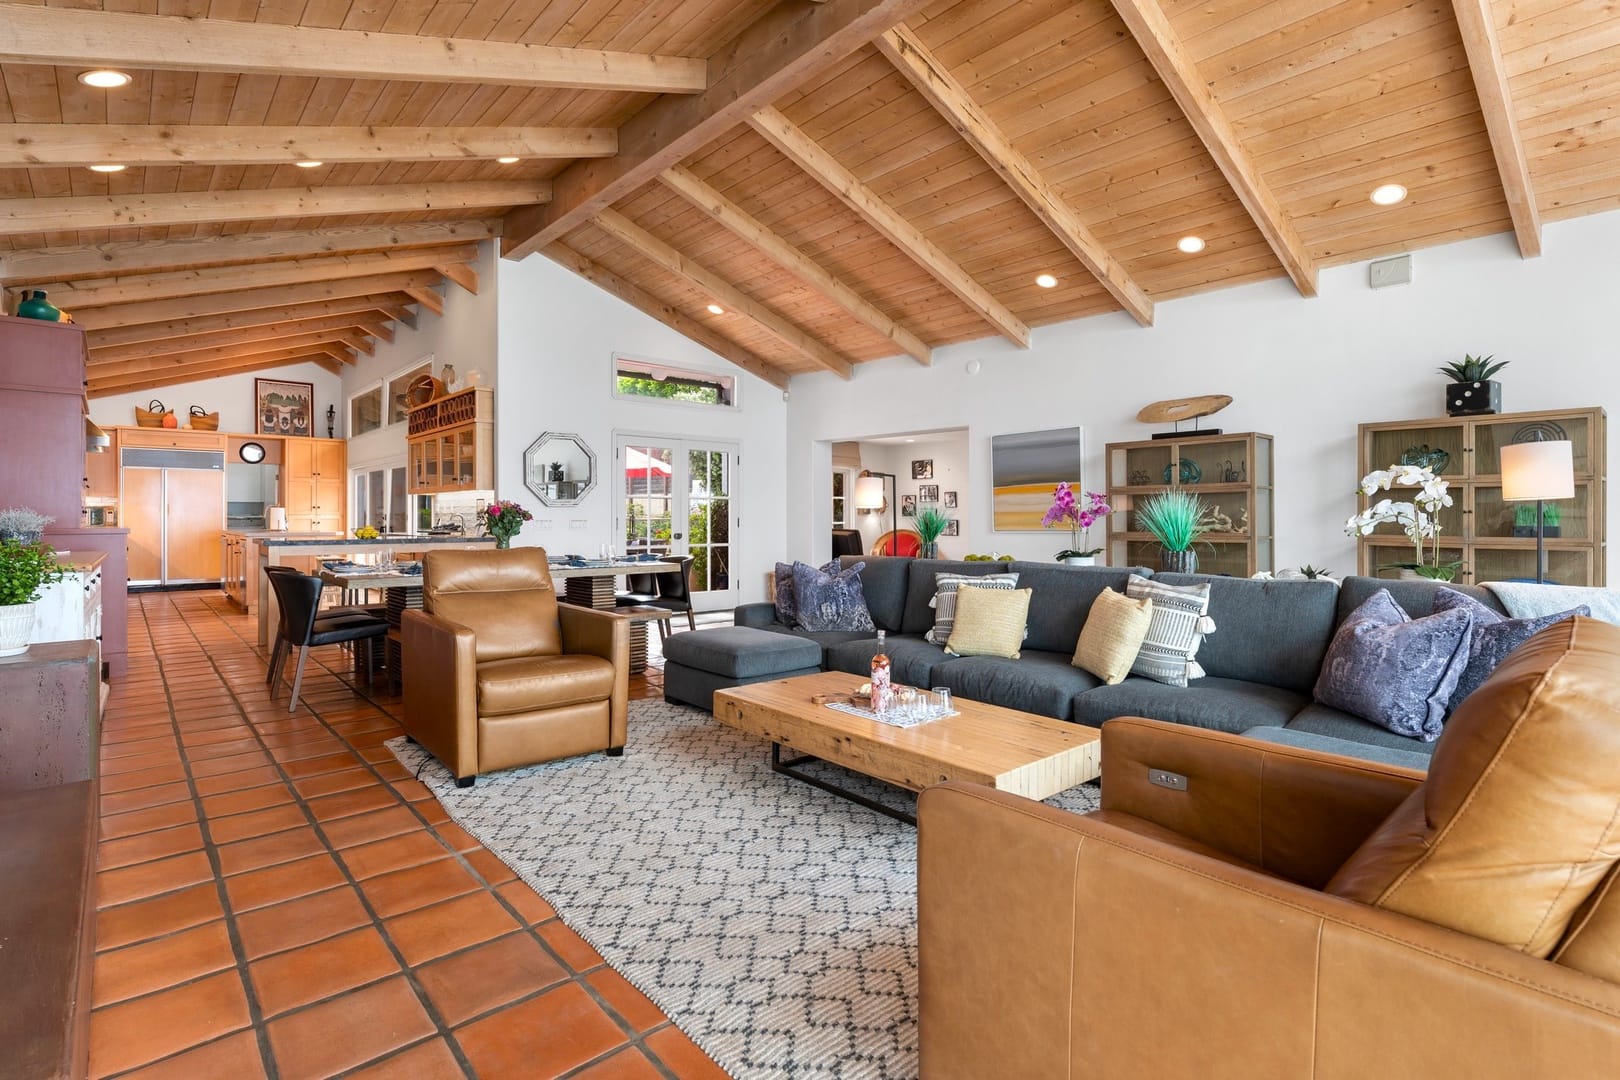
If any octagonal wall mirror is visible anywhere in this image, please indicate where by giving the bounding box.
[524,432,597,506]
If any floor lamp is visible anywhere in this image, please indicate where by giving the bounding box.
[1500,440,1574,584]
[854,470,897,555]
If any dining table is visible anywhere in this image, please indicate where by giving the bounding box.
[317,565,425,686]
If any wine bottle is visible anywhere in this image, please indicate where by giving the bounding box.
[870,630,892,713]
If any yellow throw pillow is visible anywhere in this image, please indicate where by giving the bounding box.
[945,586,1033,659]
[1072,588,1155,685]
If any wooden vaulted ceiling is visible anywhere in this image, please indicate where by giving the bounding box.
[0,0,1616,395]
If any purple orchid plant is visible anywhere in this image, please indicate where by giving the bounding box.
[1042,483,1111,560]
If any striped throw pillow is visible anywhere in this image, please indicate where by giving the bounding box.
[1125,577,1217,686]
[927,572,1020,644]
[945,586,1033,659]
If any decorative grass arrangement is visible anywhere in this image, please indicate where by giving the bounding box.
[1134,490,1211,552]
[914,504,949,545]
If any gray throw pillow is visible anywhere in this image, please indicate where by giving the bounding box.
[927,572,1020,644]
[791,560,876,633]
[1313,589,1474,742]
[774,560,836,626]
[1433,588,1589,707]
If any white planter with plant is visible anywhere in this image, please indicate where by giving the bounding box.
[0,540,66,657]
[0,507,54,545]
[1042,483,1111,564]
[1345,464,1461,581]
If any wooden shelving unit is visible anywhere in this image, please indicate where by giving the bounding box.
[1356,407,1607,585]
[407,386,494,494]
[1105,431,1275,576]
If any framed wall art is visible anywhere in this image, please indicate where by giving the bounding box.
[255,378,315,437]
[991,427,1082,530]
[911,459,934,479]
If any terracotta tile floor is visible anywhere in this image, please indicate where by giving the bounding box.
[92,591,729,1079]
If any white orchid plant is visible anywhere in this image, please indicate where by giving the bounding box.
[1345,464,1463,581]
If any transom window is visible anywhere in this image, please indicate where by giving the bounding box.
[613,355,736,409]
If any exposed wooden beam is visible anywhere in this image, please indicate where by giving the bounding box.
[434,261,479,295]
[84,295,414,347]
[0,6,707,94]
[69,271,444,330]
[1108,0,1317,296]
[89,341,357,382]
[0,182,547,237]
[90,313,394,363]
[26,245,480,309]
[543,243,789,390]
[594,209,853,380]
[875,26,1154,327]
[0,125,616,170]
[502,0,935,258]
[1451,0,1541,257]
[368,321,395,345]
[1,222,496,283]
[748,106,1030,347]
[88,352,342,397]
[658,165,932,365]
[318,344,359,366]
[403,286,444,317]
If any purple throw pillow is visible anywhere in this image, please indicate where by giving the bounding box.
[1433,588,1589,707]
[791,560,875,633]
[1313,589,1474,742]
[774,560,836,626]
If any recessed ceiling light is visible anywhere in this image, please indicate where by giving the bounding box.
[295,160,323,168]
[905,438,916,443]
[1370,183,1408,206]
[496,156,521,164]
[1035,273,1058,289]
[88,164,126,173]
[706,304,724,315]
[1177,235,1206,254]
[77,70,131,89]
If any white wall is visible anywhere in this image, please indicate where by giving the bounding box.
[341,240,499,475]
[850,432,969,554]
[496,253,788,607]
[787,208,1620,579]
[90,360,342,435]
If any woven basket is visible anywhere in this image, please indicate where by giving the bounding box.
[134,399,168,428]
[188,405,219,431]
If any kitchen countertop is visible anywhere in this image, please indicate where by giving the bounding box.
[51,552,108,574]
[222,530,341,539]
[257,535,488,547]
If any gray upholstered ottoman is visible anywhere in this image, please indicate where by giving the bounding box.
[1242,726,1431,772]
[663,626,822,711]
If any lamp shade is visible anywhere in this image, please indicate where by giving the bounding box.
[853,475,887,510]
[1500,440,1575,501]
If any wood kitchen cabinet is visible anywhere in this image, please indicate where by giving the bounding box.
[283,437,346,533]
[407,387,493,494]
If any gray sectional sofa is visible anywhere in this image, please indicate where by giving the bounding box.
[731,557,1507,763]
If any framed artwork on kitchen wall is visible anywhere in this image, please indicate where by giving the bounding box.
[255,378,314,437]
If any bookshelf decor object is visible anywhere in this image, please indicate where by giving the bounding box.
[1106,431,1274,576]
[1355,408,1606,586]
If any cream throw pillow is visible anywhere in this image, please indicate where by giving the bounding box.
[944,586,1033,659]
[1073,588,1155,684]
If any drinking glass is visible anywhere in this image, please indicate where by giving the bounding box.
[931,687,952,716]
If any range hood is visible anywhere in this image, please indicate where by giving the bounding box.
[86,418,110,453]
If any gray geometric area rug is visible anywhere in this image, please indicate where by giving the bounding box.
[388,699,1101,1079]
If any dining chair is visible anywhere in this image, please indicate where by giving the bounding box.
[646,555,696,639]
[265,570,388,713]
[615,571,659,607]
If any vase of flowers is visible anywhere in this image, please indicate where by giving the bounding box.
[480,500,533,549]
[1135,489,1210,574]
[0,540,66,656]
[1042,484,1110,564]
[1345,464,1462,581]
[914,504,949,559]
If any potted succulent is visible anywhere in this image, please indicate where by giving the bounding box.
[914,504,950,559]
[1135,489,1211,574]
[1439,354,1508,416]
[0,507,54,545]
[0,540,66,656]
[1042,483,1111,564]
[1346,464,1463,581]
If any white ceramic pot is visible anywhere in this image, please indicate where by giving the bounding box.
[0,602,36,657]
[1061,555,1097,566]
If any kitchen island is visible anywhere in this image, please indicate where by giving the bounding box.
[255,535,497,646]
[222,530,341,613]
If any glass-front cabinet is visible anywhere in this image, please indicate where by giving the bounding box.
[1355,407,1607,585]
[1106,432,1275,575]
[405,387,494,494]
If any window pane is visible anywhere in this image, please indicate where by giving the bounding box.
[350,388,382,436]
[388,361,431,425]
[388,468,409,533]
[614,358,735,408]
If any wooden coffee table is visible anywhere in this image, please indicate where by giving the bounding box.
[712,670,1100,824]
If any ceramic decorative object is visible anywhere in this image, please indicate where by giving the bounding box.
[1161,549,1198,574]
[0,602,36,657]
[1062,555,1097,566]
[1161,458,1203,484]
[1399,444,1451,473]
[15,289,61,322]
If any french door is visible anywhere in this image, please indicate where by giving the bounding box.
[614,433,740,610]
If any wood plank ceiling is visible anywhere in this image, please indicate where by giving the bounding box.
[0,0,1616,395]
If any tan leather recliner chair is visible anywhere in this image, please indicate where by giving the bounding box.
[918,616,1620,1078]
[401,548,628,787]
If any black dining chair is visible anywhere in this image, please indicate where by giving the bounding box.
[265,570,389,714]
[646,555,696,638]
[615,572,659,607]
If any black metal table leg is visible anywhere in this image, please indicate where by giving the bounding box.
[770,743,916,825]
